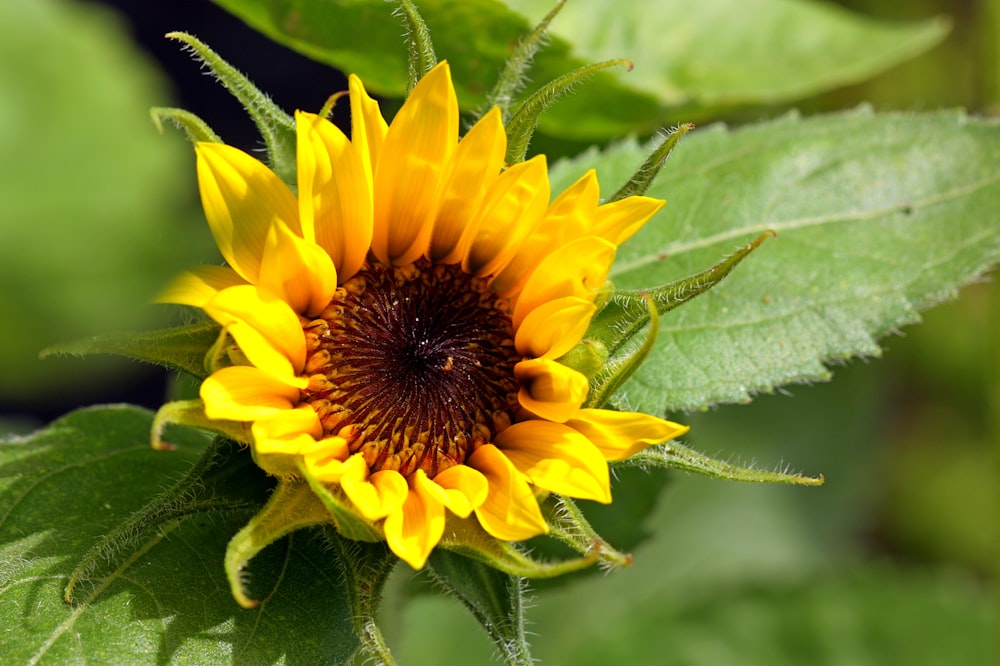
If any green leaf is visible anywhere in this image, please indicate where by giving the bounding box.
[211,0,947,139]
[40,320,222,380]
[508,0,950,133]
[0,406,361,664]
[549,109,1000,412]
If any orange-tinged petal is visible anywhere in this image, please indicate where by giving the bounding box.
[201,365,300,421]
[464,155,549,277]
[425,464,488,518]
[204,285,307,383]
[514,358,589,422]
[592,196,665,246]
[349,73,388,178]
[155,265,247,307]
[195,143,299,283]
[296,111,373,281]
[372,62,457,265]
[468,443,548,541]
[301,437,353,481]
[251,405,322,456]
[495,421,610,503]
[513,235,616,329]
[342,459,408,520]
[567,408,690,461]
[491,169,598,297]
[384,470,445,569]
[259,219,337,317]
[514,296,595,359]
[430,107,506,264]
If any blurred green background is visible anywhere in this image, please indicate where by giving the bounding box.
[0,0,995,663]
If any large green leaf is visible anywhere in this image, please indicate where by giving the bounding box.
[0,406,360,664]
[210,0,946,139]
[549,109,1000,412]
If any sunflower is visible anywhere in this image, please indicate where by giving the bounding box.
[160,61,688,569]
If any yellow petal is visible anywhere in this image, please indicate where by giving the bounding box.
[425,464,488,518]
[195,142,299,283]
[342,459,408,521]
[513,235,616,329]
[204,285,307,384]
[384,470,445,569]
[200,365,300,421]
[514,358,589,422]
[258,219,337,317]
[372,62,457,265]
[155,265,246,307]
[300,436,353,482]
[592,196,665,246]
[468,443,548,541]
[349,73,388,178]
[514,296,595,359]
[430,107,506,264]
[464,155,550,277]
[567,408,690,461]
[251,405,322,456]
[491,169,598,297]
[296,111,373,281]
[495,421,610,504]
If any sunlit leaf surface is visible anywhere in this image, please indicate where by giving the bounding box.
[549,109,1000,412]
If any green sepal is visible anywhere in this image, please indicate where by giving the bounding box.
[64,436,271,605]
[583,231,775,408]
[439,514,598,578]
[609,122,695,202]
[150,106,223,144]
[321,532,399,665]
[426,550,534,666]
[151,398,249,450]
[618,440,824,486]
[298,459,385,542]
[541,495,632,570]
[166,31,297,185]
[555,338,609,379]
[224,478,332,608]
[40,320,222,380]
[505,58,633,164]
[485,0,568,121]
[395,0,438,92]
[586,291,659,409]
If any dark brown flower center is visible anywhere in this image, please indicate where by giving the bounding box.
[300,259,521,478]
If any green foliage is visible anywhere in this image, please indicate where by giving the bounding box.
[0,0,210,400]
[41,321,222,380]
[548,108,1000,412]
[0,407,361,664]
[210,0,947,138]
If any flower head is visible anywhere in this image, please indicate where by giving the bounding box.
[162,62,688,568]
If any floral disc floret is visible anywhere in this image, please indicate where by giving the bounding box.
[301,259,520,478]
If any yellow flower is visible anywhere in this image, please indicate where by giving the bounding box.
[161,61,688,569]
